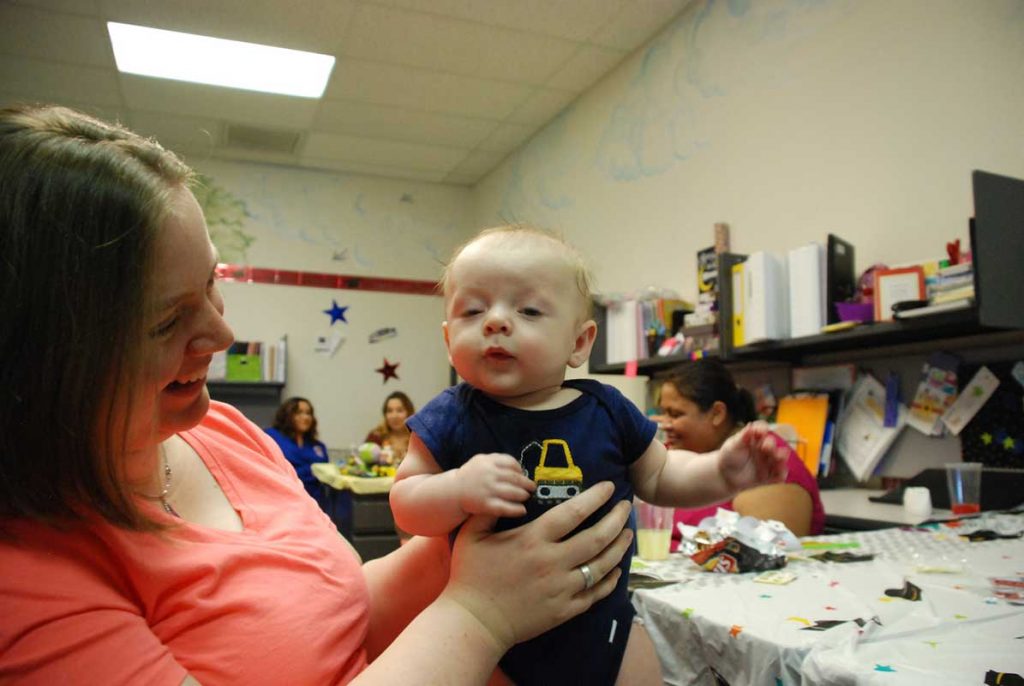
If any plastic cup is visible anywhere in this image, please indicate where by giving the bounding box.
[945,462,982,516]
[635,500,674,561]
[902,486,932,519]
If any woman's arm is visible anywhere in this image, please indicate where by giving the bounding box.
[732,483,813,536]
[358,482,634,685]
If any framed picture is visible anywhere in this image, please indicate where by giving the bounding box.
[874,266,926,322]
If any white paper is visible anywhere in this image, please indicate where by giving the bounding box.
[836,374,907,482]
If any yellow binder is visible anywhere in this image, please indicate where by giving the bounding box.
[731,261,745,347]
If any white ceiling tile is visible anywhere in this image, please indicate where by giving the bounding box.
[125,110,223,155]
[590,0,689,51]
[10,0,101,15]
[475,122,535,153]
[0,5,112,67]
[300,156,449,183]
[97,0,356,53]
[344,4,577,85]
[302,131,467,171]
[314,100,496,149]
[0,92,126,126]
[212,147,303,167]
[506,87,577,126]
[375,0,628,42]
[546,44,626,91]
[119,75,319,129]
[447,149,506,177]
[0,56,122,106]
[0,1,681,179]
[326,59,532,120]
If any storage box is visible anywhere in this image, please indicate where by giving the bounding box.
[835,301,874,323]
[226,354,263,381]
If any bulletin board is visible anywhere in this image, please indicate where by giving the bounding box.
[959,361,1024,469]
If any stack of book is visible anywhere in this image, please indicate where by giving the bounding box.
[927,262,975,306]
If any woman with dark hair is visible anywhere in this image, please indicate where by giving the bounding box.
[364,391,415,464]
[656,359,825,542]
[265,396,329,504]
[0,104,635,685]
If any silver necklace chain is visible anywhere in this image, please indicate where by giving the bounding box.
[159,447,179,517]
[141,444,180,517]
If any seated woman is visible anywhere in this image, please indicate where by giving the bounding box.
[655,360,825,545]
[364,391,415,465]
[265,397,329,505]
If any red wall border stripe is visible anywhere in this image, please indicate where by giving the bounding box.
[216,263,440,297]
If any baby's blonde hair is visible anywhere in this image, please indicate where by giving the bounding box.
[440,224,594,320]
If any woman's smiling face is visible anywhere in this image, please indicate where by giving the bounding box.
[124,186,234,451]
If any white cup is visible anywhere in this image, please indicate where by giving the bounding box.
[903,486,932,518]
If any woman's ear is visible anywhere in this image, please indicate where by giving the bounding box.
[568,319,597,368]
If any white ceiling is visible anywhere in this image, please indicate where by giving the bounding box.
[0,0,691,185]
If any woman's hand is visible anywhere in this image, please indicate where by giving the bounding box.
[718,421,789,491]
[444,481,633,651]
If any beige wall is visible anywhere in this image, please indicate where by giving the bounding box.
[473,0,1024,300]
[200,159,470,447]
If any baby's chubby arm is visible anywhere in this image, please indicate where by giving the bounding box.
[630,422,788,507]
[390,433,537,537]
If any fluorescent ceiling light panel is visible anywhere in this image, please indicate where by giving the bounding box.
[107,22,335,98]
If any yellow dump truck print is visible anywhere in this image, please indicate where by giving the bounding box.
[523,439,583,503]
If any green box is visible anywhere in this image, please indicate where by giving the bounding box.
[226,354,262,381]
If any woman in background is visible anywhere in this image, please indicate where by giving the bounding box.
[655,359,825,545]
[266,396,328,504]
[365,391,415,464]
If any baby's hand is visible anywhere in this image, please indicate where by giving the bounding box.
[457,453,537,518]
[718,422,789,492]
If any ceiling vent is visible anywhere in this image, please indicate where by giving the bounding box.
[224,123,302,154]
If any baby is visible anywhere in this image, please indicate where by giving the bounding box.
[390,225,788,685]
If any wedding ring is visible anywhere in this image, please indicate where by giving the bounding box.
[578,563,596,590]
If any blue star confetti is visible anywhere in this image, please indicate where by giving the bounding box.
[323,300,349,325]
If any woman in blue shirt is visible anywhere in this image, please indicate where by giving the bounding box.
[265,397,329,505]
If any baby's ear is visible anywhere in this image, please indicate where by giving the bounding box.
[568,319,597,368]
[442,321,455,366]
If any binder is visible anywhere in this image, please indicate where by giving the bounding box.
[776,393,830,477]
[731,262,745,347]
[826,234,856,324]
[743,251,789,344]
[787,243,826,338]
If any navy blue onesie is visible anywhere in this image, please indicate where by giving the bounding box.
[407,379,657,685]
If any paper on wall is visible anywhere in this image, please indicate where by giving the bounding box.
[940,366,1000,435]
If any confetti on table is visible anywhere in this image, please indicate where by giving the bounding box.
[729,625,743,637]
[875,664,896,673]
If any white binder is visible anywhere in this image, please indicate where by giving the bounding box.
[743,251,790,344]
[787,243,827,338]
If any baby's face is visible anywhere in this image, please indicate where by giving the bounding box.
[443,235,591,400]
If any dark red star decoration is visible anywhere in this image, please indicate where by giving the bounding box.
[375,358,400,383]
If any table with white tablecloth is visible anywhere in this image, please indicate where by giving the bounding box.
[631,515,1024,685]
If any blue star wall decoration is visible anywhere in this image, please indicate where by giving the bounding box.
[323,300,349,325]
[376,358,400,383]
